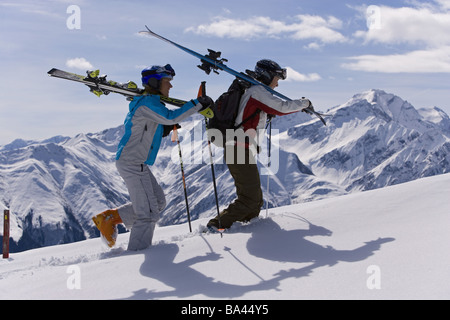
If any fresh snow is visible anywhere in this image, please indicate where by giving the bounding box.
[1,173,449,300]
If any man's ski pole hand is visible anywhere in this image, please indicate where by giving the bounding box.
[299,97,313,113]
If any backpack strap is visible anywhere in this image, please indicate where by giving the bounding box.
[233,109,260,130]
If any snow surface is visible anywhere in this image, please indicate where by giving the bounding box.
[1,173,449,300]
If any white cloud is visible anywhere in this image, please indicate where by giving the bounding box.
[346,1,450,74]
[285,67,321,82]
[354,3,450,47]
[342,46,450,73]
[289,15,347,44]
[66,57,94,70]
[185,15,347,44]
[304,42,322,50]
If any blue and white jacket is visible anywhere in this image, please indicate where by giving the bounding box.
[116,95,202,166]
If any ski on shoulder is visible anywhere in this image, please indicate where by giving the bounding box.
[139,26,328,125]
[47,68,188,107]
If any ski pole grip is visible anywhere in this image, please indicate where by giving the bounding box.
[171,125,178,143]
[198,81,206,98]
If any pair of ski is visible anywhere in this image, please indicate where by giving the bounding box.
[140,26,329,125]
[47,68,187,107]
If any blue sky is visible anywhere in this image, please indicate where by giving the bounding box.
[1,0,449,145]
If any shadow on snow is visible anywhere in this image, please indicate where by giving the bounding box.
[124,215,394,299]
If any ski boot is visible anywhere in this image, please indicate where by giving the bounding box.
[92,209,122,247]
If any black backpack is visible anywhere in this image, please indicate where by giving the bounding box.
[207,78,258,146]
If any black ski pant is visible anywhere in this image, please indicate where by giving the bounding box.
[208,145,263,229]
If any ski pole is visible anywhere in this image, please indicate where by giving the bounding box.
[199,81,224,237]
[172,126,192,232]
[265,119,272,218]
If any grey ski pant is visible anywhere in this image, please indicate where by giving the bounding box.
[116,160,166,251]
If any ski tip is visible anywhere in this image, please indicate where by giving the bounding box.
[138,26,151,35]
[139,26,157,38]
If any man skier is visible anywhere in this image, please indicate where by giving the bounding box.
[207,59,312,230]
[92,64,213,250]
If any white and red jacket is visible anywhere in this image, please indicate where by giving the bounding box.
[235,85,310,132]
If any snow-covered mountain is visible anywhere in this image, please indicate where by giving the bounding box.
[1,89,449,253]
[0,128,129,252]
[1,173,449,300]
[277,89,450,191]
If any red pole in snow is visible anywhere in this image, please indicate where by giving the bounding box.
[3,210,9,259]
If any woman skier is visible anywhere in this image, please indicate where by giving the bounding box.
[93,64,213,250]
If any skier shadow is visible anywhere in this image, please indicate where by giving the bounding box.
[245,215,395,279]
[124,215,394,299]
[123,241,279,300]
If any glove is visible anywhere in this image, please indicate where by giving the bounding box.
[300,97,312,113]
[196,96,215,118]
[199,107,214,118]
[162,124,181,137]
[197,96,214,109]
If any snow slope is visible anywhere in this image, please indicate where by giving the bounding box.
[1,173,449,300]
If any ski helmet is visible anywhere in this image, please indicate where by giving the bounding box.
[254,59,287,85]
[141,64,176,89]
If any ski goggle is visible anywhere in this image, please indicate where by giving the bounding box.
[155,64,176,78]
[274,68,287,80]
[142,64,176,85]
